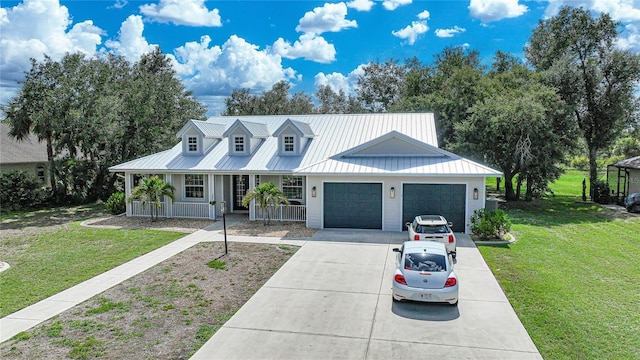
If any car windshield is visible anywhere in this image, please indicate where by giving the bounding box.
[404,252,446,272]
[415,224,449,234]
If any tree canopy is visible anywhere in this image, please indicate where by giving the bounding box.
[3,48,206,202]
[526,6,640,194]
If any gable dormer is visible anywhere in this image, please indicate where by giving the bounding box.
[223,120,270,156]
[177,120,225,155]
[334,130,460,159]
[272,119,315,156]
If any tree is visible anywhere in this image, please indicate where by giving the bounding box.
[356,59,406,112]
[241,182,289,225]
[455,55,576,200]
[128,176,176,222]
[393,48,488,149]
[526,6,640,197]
[2,49,206,203]
[314,85,363,114]
[222,81,314,115]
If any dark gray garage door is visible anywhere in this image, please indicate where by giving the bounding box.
[324,183,382,229]
[403,184,466,232]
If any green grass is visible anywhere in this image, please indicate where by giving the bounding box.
[479,171,640,359]
[0,221,185,317]
[548,168,590,196]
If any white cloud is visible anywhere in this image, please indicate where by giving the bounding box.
[0,0,104,82]
[296,2,357,34]
[617,23,640,51]
[382,0,412,11]
[545,0,640,22]
[314,65,364,95]
[392,11,429,45]
[272,33,336,63]
[104,15,157,62]
[435,25,466,38]
[169,35,296,97]
[347,0,375,11]
[110,0,128,10]
[468,0,528,22]
[139,0,222,27]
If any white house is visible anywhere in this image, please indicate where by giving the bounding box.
[109,113,502,233]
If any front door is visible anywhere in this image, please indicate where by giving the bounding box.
[233,175,250,211]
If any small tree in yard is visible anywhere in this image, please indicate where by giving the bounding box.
[128,176,175,222]
[470,209,512,240]
[242,182,289,225]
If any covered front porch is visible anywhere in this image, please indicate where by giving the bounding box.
[124,172,307,222]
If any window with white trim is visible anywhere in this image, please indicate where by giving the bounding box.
[282,175,303,199]
[234,136,245,153]
[283,136,295,153]
[184,174,204,199]
[187,136,198,152]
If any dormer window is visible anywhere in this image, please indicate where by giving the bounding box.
[283,136,295,153]
[234,136,246,154]
[187,136,198,152]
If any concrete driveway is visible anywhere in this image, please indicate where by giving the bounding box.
[191,230,542,359]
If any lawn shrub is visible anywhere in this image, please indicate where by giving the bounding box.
[104,192,126,215]
[0,171,49,211]
[470,208,512,240]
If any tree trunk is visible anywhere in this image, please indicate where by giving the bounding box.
[525,174,533,202]
[504,172,517,201]
[516,176,523,201]
[45,136,58,200]
[588,146,598,200]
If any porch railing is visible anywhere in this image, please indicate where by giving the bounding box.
[130,201,210,219]
[254,204,306,222]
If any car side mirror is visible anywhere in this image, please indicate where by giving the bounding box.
[393,248,401,253]
[405,222,411,228]
[448,251,456,257]
[448,222,453,228]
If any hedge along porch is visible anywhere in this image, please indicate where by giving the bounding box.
[111,114,502,233]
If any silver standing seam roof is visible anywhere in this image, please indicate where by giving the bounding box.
[109,113,502,177]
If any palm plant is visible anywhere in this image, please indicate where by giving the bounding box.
[128,176,176,222]
[242,182,289,225]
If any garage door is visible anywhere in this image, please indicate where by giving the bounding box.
[403,184,466,232]
[324,183,382,229]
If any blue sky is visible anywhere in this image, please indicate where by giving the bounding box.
[1,0,640,116]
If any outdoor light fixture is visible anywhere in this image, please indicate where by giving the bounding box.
[473,188,479,200]
[312,186,317,197]
[390,187,396,199]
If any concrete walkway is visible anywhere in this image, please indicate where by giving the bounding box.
[1,226,541,359]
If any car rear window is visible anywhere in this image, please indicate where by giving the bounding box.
[416,224,449,234]
[404,252,447,272]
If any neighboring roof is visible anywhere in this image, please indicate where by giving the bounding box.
[177,120,225,139]
[0,123,48,165]
[613,156,640,170]
[110,113,501,177]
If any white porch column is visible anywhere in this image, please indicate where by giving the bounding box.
[208,174,216,220]
[125,172,132,217]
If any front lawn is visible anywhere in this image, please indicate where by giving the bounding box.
[0,206,186,317]
[479,180,640,359]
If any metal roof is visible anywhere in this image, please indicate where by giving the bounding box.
[613,156,640,170]
[110,113,501,177]
[177,120,225,138]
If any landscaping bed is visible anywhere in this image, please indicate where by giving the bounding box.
[1,241,298,359]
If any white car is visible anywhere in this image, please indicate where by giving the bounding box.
[406,215,456,256]
[392,241,458,305]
